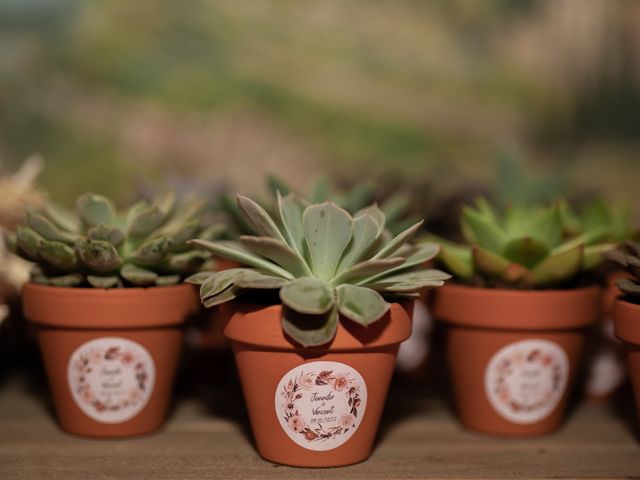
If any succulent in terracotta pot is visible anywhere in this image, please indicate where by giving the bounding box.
[6,192,213,437]
[188,193,448,467]
[432,198,603,436]
[607,240,640,419]
[562,199,637,399]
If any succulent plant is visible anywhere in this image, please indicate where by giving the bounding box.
[5,192,220,288]
[434,198,608,289]
[605,240,640,303]
[187,194,449,347]
[220,176,420,238]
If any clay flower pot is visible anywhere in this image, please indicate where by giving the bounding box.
[224,302,412,467]
[584,271,628,400]
[613,299,640,418]
[434,284,601,436]
[23,283,198,437]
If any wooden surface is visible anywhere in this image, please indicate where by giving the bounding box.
[1,370,639,480]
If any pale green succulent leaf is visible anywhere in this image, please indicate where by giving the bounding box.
[27,210,79,244]
[44,203,80,233]
[461,206,504,251]
[365,269,451,292]
[473,245,529,282]
[120,263,158,286]
[276,192,307,258]
[185,271,213,285]
[280,277,335,314]
[188,239,294,279]
[336,284,389,326]
[282,305,338,347]
[127,205,166,239]
[354,204,385,237]
[335,257,405,285]
[237,195,287,243]
[88,224,125,247]
[240,235,311,277]
[165,250,210,273]
[303,202,353,280]
[373,220,423,259]
[155,275,181,286]
[528,244,583,286]
[87,275,121,288]
[77,239,122,272]
[129,236,173,266]
[501,237,550,269]
[360,242,440,283]
[47,273,84,287]
[583,243,618,271]
[337,213,381,273]
[16,226,43,259]
[77,193,116,228]
[38,240,78,271]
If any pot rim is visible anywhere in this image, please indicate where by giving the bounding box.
[434,283,601,331]
[613,298,640,345]
[224,302,413,352]
[23,282,199,329]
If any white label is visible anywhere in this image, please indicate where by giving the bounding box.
[67,337,156,424]
[275,361,367,451]
[484,339,568,425]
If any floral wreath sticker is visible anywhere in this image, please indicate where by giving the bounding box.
[67,337,156,424]
[484,339,569,425]
[275,361,368,451]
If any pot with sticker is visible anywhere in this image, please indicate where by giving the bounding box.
[8,192,208,437]
[431,199,606,436]
[188,195,449,466]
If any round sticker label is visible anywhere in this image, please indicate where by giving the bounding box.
[67,337,156,424]
[275,361,367,451]
[484,339,569,424]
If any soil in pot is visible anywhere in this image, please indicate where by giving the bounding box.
[224,302,413,468]
[434,284,601,436]
[613,299,640,419]
[23,283,199,438]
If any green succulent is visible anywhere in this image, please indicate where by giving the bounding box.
[220,176,420,238]
[605,240,640,303]
[5,192,220,288]
[434,198,606,288]
[560,198,635,269]
[187,194,449,347]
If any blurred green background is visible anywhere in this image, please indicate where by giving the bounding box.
[0,0,639,207]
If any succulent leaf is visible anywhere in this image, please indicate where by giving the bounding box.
[27,210,79,244]
[130,236,173,266]
[120,264,158,286]
[47,273,84,287]
[303,202,353,280]
[276,192,307,258]
[336,284,389,326]
[77,193,116,228]
[502,237,549,269]
[87,275,121,288]
[527,243,583,285]
[372,220,423,259]
[240,236,311,277]
[280,278,335,314]
[336,213,381,273]
[237,195,287,243]
[39,240,78,271]
[282,306,338,347]
[88,225,125,247]
[44,203,80,233]
[16,226,43,259]
[77,239,122,272]
[333,258,405,285]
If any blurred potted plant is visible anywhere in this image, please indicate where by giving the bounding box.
[188,193,449,467]
[562,198,636,400]
[5,192,216,437]
[0,156,47,371]
[608,241,640,419]
[432,199,605,436]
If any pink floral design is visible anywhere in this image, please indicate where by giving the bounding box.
[72,344,149,414]
[280,369,362,443]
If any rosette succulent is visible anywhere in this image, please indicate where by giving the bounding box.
[605,240,640,303]
[435,198,607,289]
[5,192,219,288]
[188,194,449,346]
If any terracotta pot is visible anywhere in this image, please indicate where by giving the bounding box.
[23,283,199,438]
[584,271,628,400]
[613,299,640,418]
[434,284,601,436]
[224,302,412,467]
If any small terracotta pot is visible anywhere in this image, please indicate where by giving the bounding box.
[23,283,199,438]
[224,302,412,467]
[434,284,601,436]
[584,271,628,400]
[613,299,640,418]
